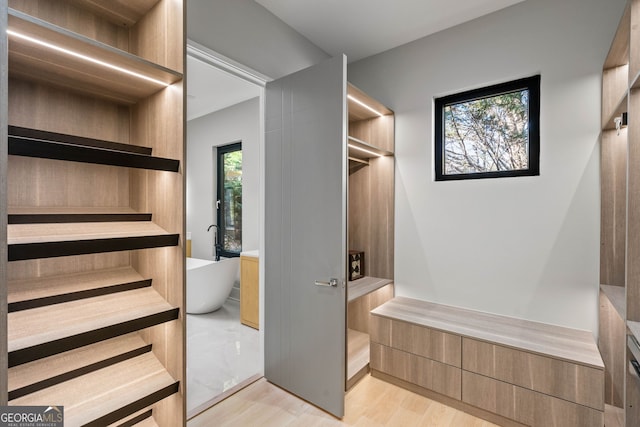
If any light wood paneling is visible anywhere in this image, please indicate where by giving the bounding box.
[605,2,631,69]
[370,342,461,400]
[390,319,461,367]
[462,371,603,427]
[630,0,640,82]
[9,0,130,51]
[348,283,393,334]
[372,297,604,368]
[627,90,640,322]
[348,276,392,301]
[627,350,640,427]
[348,163,370,265]
[600,288,626,407]
[0,0,8,406]
[349,116,394,153]
[240,255,259,329]
[600,129,627,287]
[347,84,392,121]
[7,252,129,281]
[68,0,161,28]
[603,67,629,129]
[347,328,369,389]
[462,337,604,410]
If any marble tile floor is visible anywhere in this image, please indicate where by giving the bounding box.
[187,298,261,416]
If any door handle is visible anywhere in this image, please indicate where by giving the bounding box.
[315,278,338,287]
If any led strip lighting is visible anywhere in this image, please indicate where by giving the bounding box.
[347,94,384,117]
[348,143,382,157]
[7,29,170,87]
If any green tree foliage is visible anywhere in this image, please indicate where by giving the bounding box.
[444,90,529,174]
[223,150,242,252]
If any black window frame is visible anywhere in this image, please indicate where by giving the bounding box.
[434,75,541,181]
[216,141,242,258]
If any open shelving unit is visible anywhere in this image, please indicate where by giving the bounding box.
[1,0,185,424]
[599,1,640,425]
[346,84,395,389]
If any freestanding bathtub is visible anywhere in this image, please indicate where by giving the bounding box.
[186,257,240,314]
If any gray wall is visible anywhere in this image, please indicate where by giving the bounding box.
[187,0,329,79]
[348,0,625,334]
[187,97,260,259]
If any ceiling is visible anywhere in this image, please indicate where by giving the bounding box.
[187,0,525,120]
[255,0,526,62]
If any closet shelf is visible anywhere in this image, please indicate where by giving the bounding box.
[9,126,180,172]
[8,221,179,261]
[68,0,162,28]
[8,287,179,366]
[7,8,182,104]
[8,266,151,312]
[10,351,178,427]
[348,136,393,160]
[348,277,393,302]
[8,333,151,400]
[601,284,626,320]
[348,83,393,121]
[603,3,630,69]
[603,91,628,131]
[113,409,157,427]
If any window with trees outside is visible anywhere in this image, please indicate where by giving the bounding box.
[217,142,242,257]
[434,75,540,181]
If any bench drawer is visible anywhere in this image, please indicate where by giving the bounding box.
[462,371,603,427]
[462,338,604,410]
[370,342,461,399]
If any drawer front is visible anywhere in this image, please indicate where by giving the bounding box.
[392,320,461,367]
[462,371,603,427]
[370,342,461,399]
[462,338,604,410]
[370,314,392,346]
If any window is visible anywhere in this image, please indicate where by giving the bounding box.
[217,142,242,257]
[434,75,540,181]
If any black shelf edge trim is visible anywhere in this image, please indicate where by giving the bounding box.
[9,126,152,155]
[85,382,179,427]
[116,409,154,427]
[9,136,180,172]
[9,213,153,224]
[8,279,152,312]
[8,344,152,401]
[8,234,180,261]
[8,307,179,367]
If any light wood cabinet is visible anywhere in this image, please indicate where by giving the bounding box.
[370,297,604,427]
[599,2,640,425]
[240,255,259,330]
[1,0,185,424]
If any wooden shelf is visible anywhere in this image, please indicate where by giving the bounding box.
[603,90,628,131]
[11,351,178,427]
[7,8,182,104]
[348,276,393,302]
[8,266,151,312]
[67,0,162,28]
[9,333,150,400]
[348,83,393,121]
[110,409,157,427]
[604,3,630,69]
[348,136,393,160]
[8,221,179,261]
[9,126,180,172]
[601,284,626,320]
[8,287,178,366]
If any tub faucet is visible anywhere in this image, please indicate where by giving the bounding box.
[207,224,222,261]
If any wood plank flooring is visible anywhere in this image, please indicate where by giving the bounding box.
[188,374,498,427]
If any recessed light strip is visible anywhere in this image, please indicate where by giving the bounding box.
[7,29,169,87]
[348,143,382,157]
[347,94,384,117]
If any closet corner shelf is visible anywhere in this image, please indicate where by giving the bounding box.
[348,277,393,302]
[8,126,180,172]
[603,91,628,131]
[7,221,179,261]
[601,284,626,320]
[603,2,630,70]
[8,8,182,104]
[69,0,162,28]
[348,136,393,160]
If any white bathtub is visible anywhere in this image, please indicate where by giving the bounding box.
[186,257,239,314]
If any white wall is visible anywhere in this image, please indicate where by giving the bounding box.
[187,0,329,79]
[348,0,626,334]
[187,97,260,259]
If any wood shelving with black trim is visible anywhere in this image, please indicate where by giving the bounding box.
[599,1,640,426]
[2,0,185,425]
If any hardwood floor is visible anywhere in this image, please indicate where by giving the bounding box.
[188,374,498,427]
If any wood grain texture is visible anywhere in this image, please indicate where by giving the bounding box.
[9,0,130,51]
[603,67,629,129]
[347,328,369,388]
[0,0,8,405]
[349,117,394,153]
[604,2,630,70]
[67,0,161,28]
[630,0,640,83]
[348,276,393,302]
[462,337,604,410]
[347,83,392,120]
[605,404,625,427]
[628,90,640,322]
[347,283,394,334]
[189,375,498,427]
[12,352,177,427]
[600,130,627,287]
[240,255,259,329]
[600,289,626,407]
[627,352,640,427]
[372,297,604,369]
[462,371,603,427]
[370,342,461,400]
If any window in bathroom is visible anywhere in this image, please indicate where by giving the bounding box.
[434,75,540,181]
[217,142,242,257]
